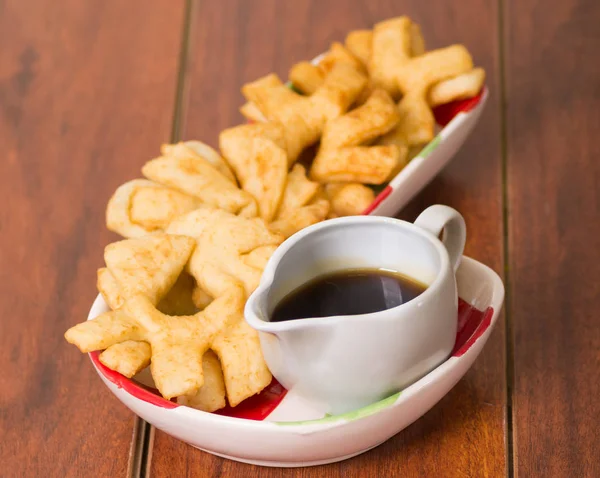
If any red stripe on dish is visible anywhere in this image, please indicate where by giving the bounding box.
[433,88,485,127]
[90,351,178,409]
[214,379,287,420]
[91,305,491,414]
[363,185,393,215]
[91,350,288,418]
[451,300,494,357]
[92,300,491,414]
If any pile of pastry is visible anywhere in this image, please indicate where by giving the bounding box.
[64,16,485,412]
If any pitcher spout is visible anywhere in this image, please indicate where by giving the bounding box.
[244,283,274,332]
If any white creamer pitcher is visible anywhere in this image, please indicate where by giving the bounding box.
[245,205,467,414]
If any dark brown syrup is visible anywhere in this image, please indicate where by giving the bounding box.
[271,268,427,322]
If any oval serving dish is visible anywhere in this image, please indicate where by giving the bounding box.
[88,60,491,467]
[88,255,503,467]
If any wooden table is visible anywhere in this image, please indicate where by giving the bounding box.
[1,0,598,476]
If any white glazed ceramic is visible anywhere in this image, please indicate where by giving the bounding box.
[245,206,467,414]
[88,255,503,467]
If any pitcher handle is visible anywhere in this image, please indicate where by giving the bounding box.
[414,205,466,273]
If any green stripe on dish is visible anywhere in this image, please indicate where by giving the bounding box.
[275,391,401,426]
[418,135,441,159]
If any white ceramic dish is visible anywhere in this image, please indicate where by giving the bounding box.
[87,70,491,466]
[88,255,503,467]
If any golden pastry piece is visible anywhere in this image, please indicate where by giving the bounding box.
[289,61,324,95]
[392,91,437,146]
[428,67,486,106]
[345,29,372,67]
[95,234,198,380]
[99,267,198,316]
[318,42,365,74]
[242,244,279,270]
[242,75,318,163]
[240,101,267,122]
[368,17,413,99]
[309,63,368,123]
[192,285,213,310]
[161,141,236,183]
[164,205,228,241]
[210,311,272,407]
[242,64,368,163]
[364,17,425,97]
[99,270,223,410]
[289,42,365,96]
[177,351,226,412]
[65,291,241,399]
[167,209,280,405]
[239,74,285,124]
[219,125,288,222]
[312,145,402,184]
[129,185,202,232]
[276,164,320,218]
[106,179,201,238]
[172,208,284,297]
[99,341,151,378]
[319,89,401,149]
[270,198,330,239]
[223,122,288,151]
[383,45,474,146]
[326,183,376,217]
[409,23,426,56]
[347,23,425,64]
[311,89,404,184]
[102,234,196,307]
[167,208,282,405]
[97,267,125,311]
[142,153,257,217]
[242,74,303,126]
[395,44,473,95]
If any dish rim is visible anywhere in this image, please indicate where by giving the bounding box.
[88,255,504,432]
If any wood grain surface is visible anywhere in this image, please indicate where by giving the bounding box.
[0,1,185,476]
[5,0,598,476]
[149,1,507,476]
[504,0,600,476]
